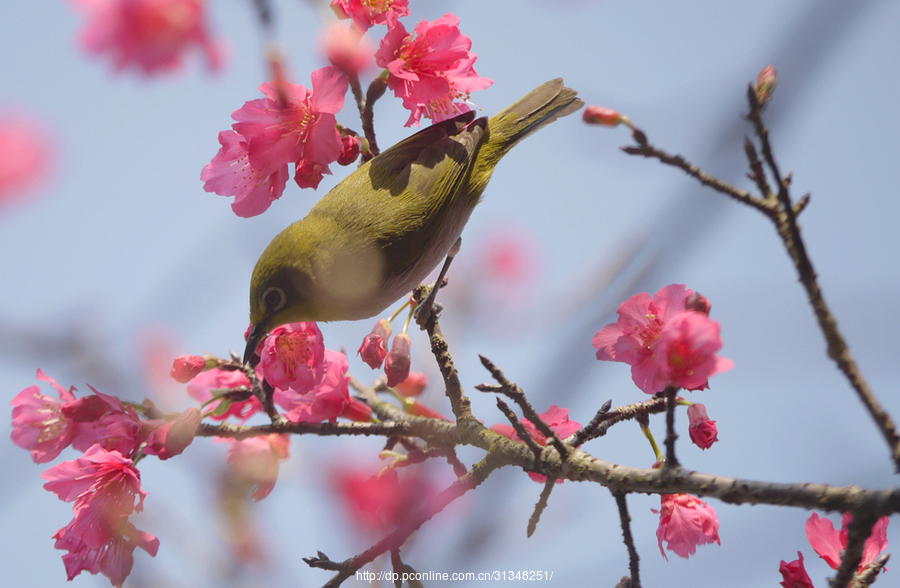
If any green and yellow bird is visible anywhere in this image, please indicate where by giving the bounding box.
[244,78,582,363]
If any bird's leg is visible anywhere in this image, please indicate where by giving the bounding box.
[415,237,462,328]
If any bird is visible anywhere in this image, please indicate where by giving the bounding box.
[244,78,583,364]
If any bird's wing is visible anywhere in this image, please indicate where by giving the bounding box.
[309,111,487,275]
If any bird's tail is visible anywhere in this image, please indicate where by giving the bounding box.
[474,78,583,178]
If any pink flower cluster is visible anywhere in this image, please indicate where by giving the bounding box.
[189,321,371,427]
[183,322,371,502]
[9,370,201,584]
[68,0,225,75]
[490,405,582,484]
[375,13,493,127]
[202,6,491,214]
[201,66,348,217]
[778,512,889,586]
[329,6,492,127]
[593,284,733,394]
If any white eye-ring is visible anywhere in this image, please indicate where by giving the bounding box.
[262,286,286,313]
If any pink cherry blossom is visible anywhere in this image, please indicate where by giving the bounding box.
[320,22,373,77]
[293,159,332,190]
[329,0,410,33]
[331,464,435,532]
[53,519,159,585]
[231,66,347,178]
[654,311,733,391]
[592,284,732,394]
[375,13,493,126]
[805,512,889,572]
[384,333,411,387]
[358,319,392,369]
[142,407,202,459]
[223,434,290,501]
[186,368,262,422]
[653,493,721,560]
[687,403,718,449]
[200,129,289,217]
[42,445,147,523]
[274,349,355,422]
[490,405,582,484]
[779,551,815,588]
[0,110,55,208]
[10,370,76,463]
[61,386,143,457]
[41,445,157,584]
[258,322,326,394]
[68,0,224,75]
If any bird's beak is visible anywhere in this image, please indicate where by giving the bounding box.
[243,323,266,366]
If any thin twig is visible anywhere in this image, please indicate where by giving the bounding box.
[476,355,570,460]
[621,142,768,213]
[849,553,889,588]
[829,512,878,588]
[613,491,641,588]
[569,400,613,447]
[527,478,557,538]
[362,74,388,157]
[495,397,545,459]
[583,396,669,442]
[413,284,473,421]
[662,387,679,468]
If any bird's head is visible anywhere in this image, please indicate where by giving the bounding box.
[244,263,318,365]
[243,223,389,365]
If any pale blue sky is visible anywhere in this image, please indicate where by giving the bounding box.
[2,1,900,586]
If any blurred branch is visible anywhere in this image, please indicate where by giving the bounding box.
[306,448,504,587]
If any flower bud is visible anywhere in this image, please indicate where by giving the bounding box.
[143,407,202,460]
[358,319,392,369]
[582,105,623,127]
[384,333,411,387]
[754,65,777,105]
[339,397,373,422]
[687,403,718,449]
[337,134,361,166]
[170,354,207,383]
[403,398,448,420]
[394,371,427,397]
[685,292,711,315]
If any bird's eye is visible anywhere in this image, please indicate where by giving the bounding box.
[262,287,286,313]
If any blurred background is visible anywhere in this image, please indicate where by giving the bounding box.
[2,0,899,586]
